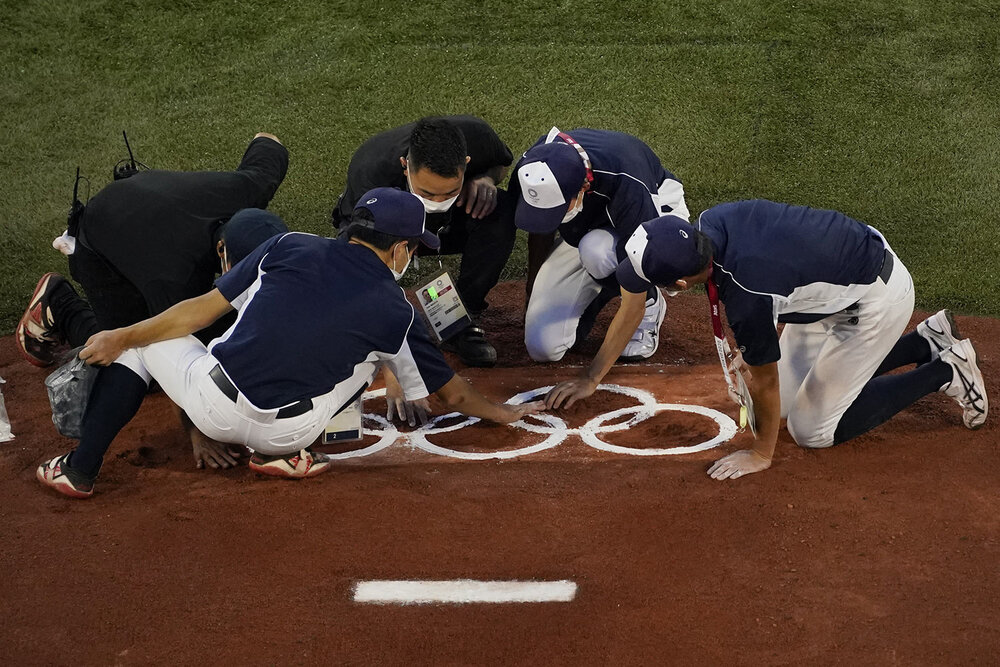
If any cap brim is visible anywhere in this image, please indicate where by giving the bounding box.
[420,230,441,250]
[514,198,568,234]
[615,258,652,294]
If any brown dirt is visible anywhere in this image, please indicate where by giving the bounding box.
[1,282,998,665]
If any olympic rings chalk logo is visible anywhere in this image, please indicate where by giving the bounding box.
[324,384,738,461]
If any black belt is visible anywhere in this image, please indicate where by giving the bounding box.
[878,249,894,283]
[782,248,897,324]
[209,365,313,419]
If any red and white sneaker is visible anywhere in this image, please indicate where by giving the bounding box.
[248,449,332,479]
[36,453,95,499]
[16,272,68,367]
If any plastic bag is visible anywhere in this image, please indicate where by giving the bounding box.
[44,349,97,439]
[0,376,13,442]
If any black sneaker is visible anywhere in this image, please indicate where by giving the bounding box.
[442,325,497,367]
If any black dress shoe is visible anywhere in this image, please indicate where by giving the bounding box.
[442,325,497,367]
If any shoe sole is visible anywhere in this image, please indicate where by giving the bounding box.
[36,462,93,499]
[248,460,332,479]
[946,341,988,430]
[959,342,988,430]
[440,339,497,368]
[459,354,497,368]
[16,273,63,368]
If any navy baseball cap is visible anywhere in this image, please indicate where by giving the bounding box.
[222,208,289,264]
[354,187,441,250]
[514,141,587,234]
[616,216,706,292]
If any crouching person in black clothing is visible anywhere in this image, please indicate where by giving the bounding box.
[17,133,289,472]
[332,116,517,368]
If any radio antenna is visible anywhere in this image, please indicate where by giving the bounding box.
[67,166,89,236]
[114,130,147,180]
[123,130,136,170]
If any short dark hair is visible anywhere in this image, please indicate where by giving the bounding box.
[340,207,420,250]
[407,117,468,178]
[693,229,715,274]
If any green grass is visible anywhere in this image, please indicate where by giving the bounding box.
[2,0,999,333]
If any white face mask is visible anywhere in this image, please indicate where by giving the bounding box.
[390,243,412,282]
[562,195,584,223]
[406,172,459,213]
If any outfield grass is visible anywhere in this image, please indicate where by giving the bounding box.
[1,0,998,333]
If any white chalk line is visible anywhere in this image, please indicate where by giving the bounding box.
[353,579,577,604]
[324,384,738,461]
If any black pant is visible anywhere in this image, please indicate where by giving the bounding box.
[69,242,151,331]
[420,188,517,315]
[67,241,233,343]
[62,243,231,477]
[832,330,952,444]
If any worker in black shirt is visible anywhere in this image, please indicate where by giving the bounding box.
[332,116,516,368]
[17,133,289,470]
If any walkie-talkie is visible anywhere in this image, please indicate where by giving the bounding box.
[67,166,87,237]
[113,130,147,180]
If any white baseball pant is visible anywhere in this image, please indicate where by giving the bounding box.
[114,337,355,455]
[778,252,914,448]
[525,178,687,362]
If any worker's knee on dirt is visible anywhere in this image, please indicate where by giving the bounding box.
[578,228,619,280]
[524,326,569,362]
[786,411,836,449]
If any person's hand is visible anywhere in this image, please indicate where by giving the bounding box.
[545,377,598,410]
[190,431,243,470]
[728,349,749,376]
[79,329,128,366]
[497,400,546,424]
[456,176,498,219]
[384,370,430,426]
[253,132,282,145]
[707,449,771,480]
[387,395,431,427]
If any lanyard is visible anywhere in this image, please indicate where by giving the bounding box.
[706,268,754,433]
[546,127,595,185]
[705,268,735,392]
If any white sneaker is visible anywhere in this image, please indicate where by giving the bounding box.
[917,309,961,360]
[939,339,988,430]
[620,289,666,361]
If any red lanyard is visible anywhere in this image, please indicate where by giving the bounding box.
[707,269,755,434]
[706,268,736,393]
[555,132,595,185]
